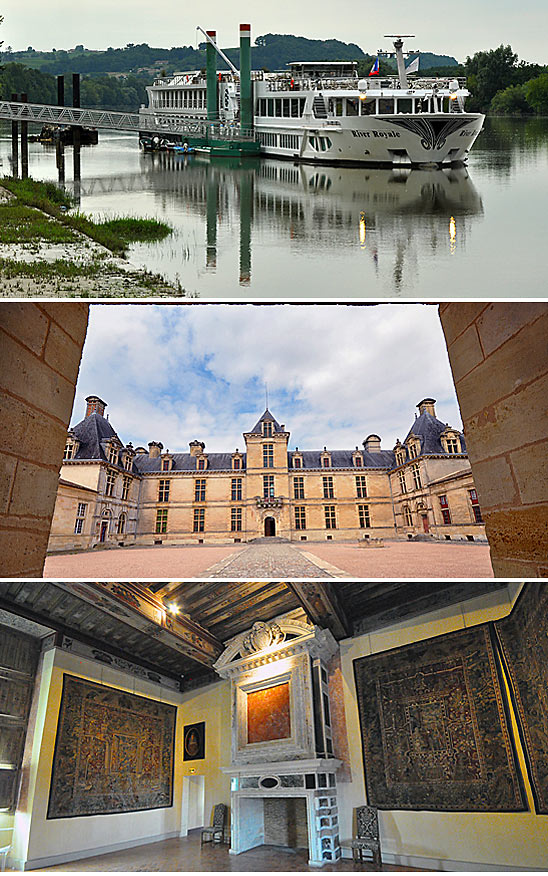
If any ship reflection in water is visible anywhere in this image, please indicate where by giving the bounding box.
[75,147,484,295]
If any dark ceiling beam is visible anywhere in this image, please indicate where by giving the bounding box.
[53,582,224,667]
[286,583,352,639]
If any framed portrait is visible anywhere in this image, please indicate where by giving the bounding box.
[183,721,205,760]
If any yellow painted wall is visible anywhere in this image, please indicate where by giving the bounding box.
[15,649,183,870]
[337,583,548,870]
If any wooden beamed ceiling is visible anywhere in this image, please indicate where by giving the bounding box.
[0,583,509,690]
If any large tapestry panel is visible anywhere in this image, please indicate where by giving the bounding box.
[47,675,176,818]
[495,583,548,815]
[353,625,526,811]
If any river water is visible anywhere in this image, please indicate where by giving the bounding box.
[1,117,547,297]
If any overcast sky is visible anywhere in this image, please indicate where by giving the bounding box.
[72,303,462,454]
[1,0,547,62]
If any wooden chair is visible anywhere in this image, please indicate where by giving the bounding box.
[201,803,227,846]
[351,805,381,868]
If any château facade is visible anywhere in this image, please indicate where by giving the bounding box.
[48,395,486,552]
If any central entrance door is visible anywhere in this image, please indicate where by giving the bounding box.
[100,521,108,542]
[422,514,430,533]
[264,516,276,537]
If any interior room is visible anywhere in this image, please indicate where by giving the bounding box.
[0,582,546,872]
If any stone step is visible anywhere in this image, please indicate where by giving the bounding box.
[247,536,290,544]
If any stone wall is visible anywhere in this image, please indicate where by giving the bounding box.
[0,304,89,576]
[439,303,548,576]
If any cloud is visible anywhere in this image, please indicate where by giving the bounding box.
[74,303,460,454]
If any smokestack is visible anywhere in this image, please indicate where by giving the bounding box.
[85,395,107,418]
[206,30,217,122]
[239,23,252,131]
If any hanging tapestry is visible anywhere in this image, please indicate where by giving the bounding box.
[495,583,548,815]
[353,624,526,811]
[47,675,176,818]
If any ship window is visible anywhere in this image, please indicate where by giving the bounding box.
[300,98,306,115]
[397,98,412,114]
[378,98,394,114]
[275,99,282,117]
[283,98,290,117]
[291,98,300,117]
[346,98,359,116]
[335,98,343,116]
[268,98,274,116]
[361,98,376,115]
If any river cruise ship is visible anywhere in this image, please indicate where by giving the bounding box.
[139,37,485,166]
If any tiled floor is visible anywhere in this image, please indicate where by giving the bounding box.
[40,832,425,872]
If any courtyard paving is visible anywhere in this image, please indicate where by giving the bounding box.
[43,539,493,579]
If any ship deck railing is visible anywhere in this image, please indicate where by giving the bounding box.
[265,75,468,92]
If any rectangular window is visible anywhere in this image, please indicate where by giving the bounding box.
[446,438,459,453]
[411,463,422,490]
[231,477,242,501]
[408,443,418,459]
[263,474,274,498]
[356,475,367,498]
[156,508,168,534]
[105,470,116,497]
[398,469,407,493]
[64,443,75,460]
[293,456,302,468]
[354,455,363,467]
[263,443,274,468]
[74,503,87,534]
[233,457,241,469]
[323,476,334,499]
[358,504,371,528]
[194,478,206,502]
[161,458,170,471]
[294,476,305,500]
[321,457,330,468]
[439,495,452,525]
[324,505,337,529]
[197,457,206,470]
[108,446,118,465]
[295,506,306,530]
[122,476,131,501]
[158,479,170,502]
[231,507,242,531]
[193,508,205,532]
[263,421,273,437]
[469,489,484,523]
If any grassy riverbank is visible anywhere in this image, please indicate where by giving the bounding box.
[0,177,187,296]
[0,177,172,254]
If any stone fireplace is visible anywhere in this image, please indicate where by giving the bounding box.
[214,617,342,866]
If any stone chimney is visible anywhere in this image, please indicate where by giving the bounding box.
[85,395,107,418]
[189,440,205,457]
[363,434,381,453]
[148,441,164,459]
[417,398,436,417]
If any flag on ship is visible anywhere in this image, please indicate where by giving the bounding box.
[368,57,380,76]
[406,56,420,74]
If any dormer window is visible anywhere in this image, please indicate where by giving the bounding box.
[124,455,133,471]
[107,445,119,465]
[395,450,406,467]
[161,457,172,472]
[407,440,420,460]
[293,456,302,468]
[441,430,462,454]
[353,453,363,467]
[321,453,331,468]
[232,457,241,470]
[197,456,206,470]
[64,438,78,460]
[262,421,273,437]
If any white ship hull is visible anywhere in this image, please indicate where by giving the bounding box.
[253,113,484,165]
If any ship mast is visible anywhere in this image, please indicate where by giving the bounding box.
[382,35,417,88]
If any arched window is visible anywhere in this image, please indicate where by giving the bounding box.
[403,505,413,526]
[117,512,126,535]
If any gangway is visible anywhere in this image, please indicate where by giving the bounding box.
[0,99,257,142]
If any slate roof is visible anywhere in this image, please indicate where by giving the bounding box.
[133,453,246,473]
[289,450,395,470]
[401,411,466,460]
[247,409,285,434]
[70,413,123,463]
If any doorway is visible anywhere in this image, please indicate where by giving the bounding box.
[181,774,205,836]
[100,521,108,542]
[264,516,276,537]
[422,514,429,533]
